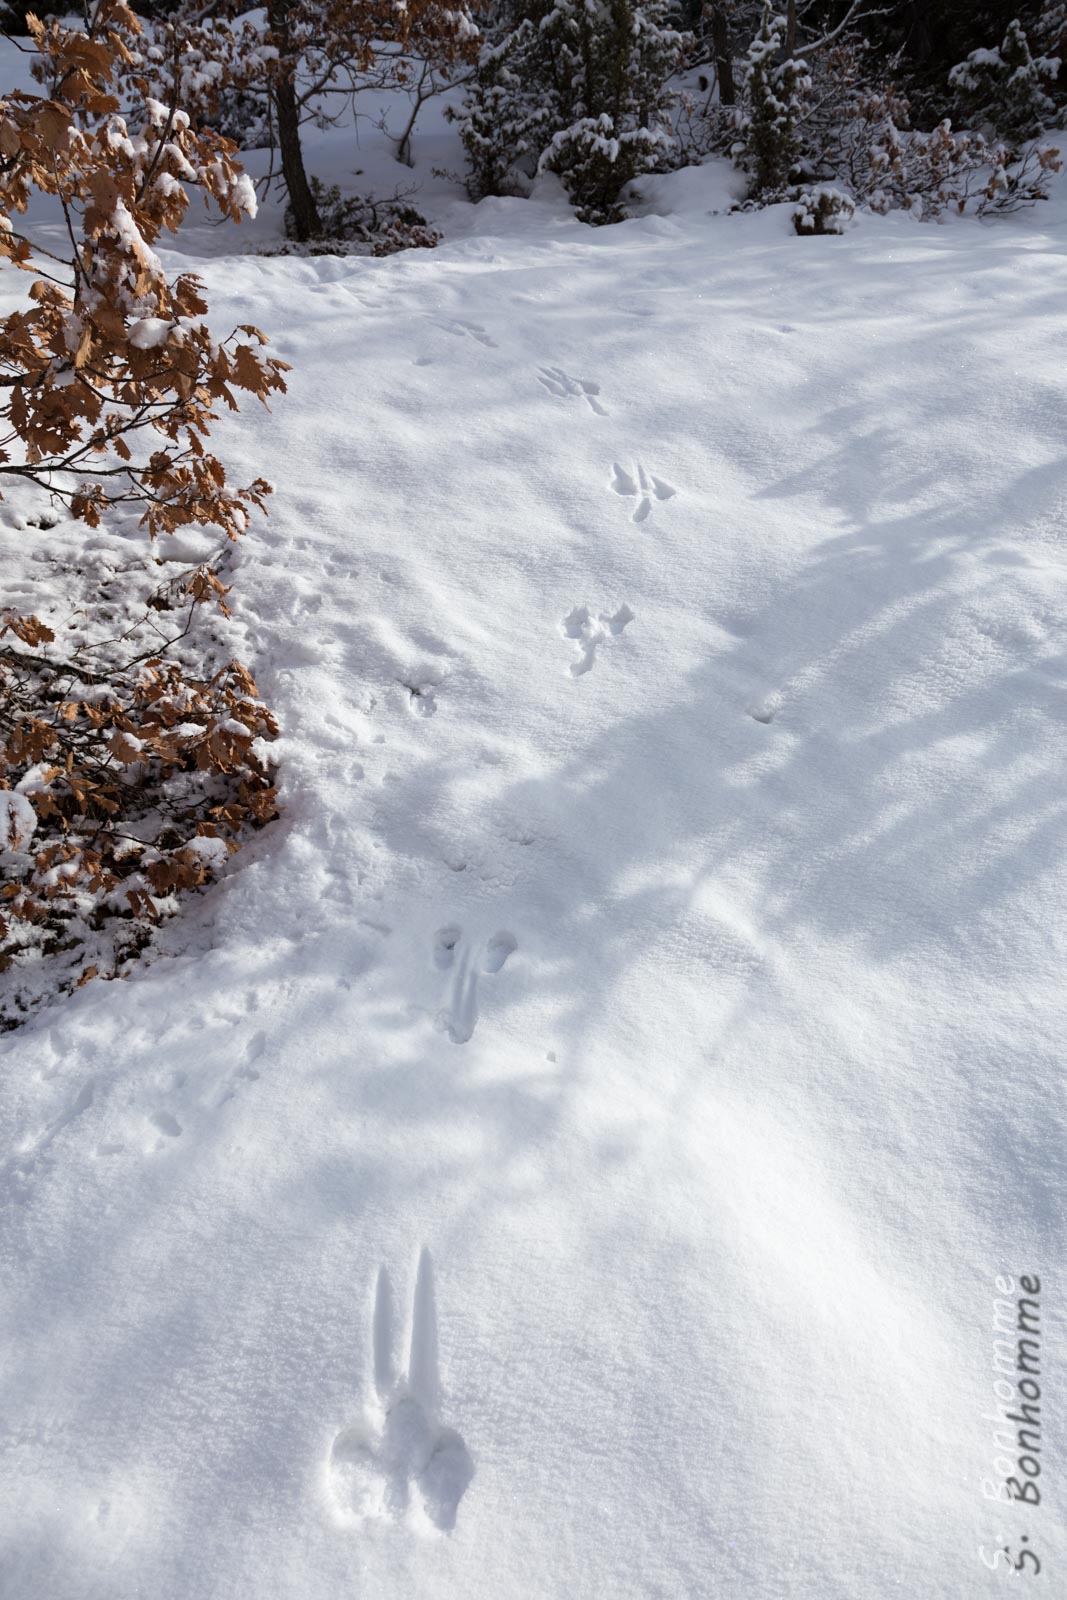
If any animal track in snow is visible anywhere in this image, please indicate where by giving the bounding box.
[433,926,517,1044]
[432,317,497,349]
[536,366,608,415]
[484,930,518,972]
[434,925,462,970]
[328,1249,472,1533]
[215,1029,265,1108]
[403,680,440,718]
[2,1077,94,1184]
[746,691,781,725]
[149,1110,182,1139]
[561,604,634,677]
[385,642,451,716]
[610,461,677,523]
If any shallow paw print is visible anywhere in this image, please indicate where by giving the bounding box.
[147,1070,186,1148]
[215,1029,266,1109]
[399,659,450,718]
[2,1077,95,1186]
[483,931,517,973]
[327,1250,473,1533]
[746,690,782,725]
[148,1110,182,1141]
[536,366,608,415]
[431,317,497,349]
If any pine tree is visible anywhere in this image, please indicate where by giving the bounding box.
[950,17,1060,139]
[454,0,687,223]
[734,5,811,195]
[449,7,549,199]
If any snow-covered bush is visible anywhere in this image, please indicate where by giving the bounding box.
[453,0,688,223]
[813,76,994,220]
[450,16,547,199]
[792,183,854,233]
[718,9,1062,221]
[281,177,442,254]
[205,83,272,151]
[1,600,279,1020]
[950,18,1060,141]
[1039,0,1067,59]
[0,595,281,1017]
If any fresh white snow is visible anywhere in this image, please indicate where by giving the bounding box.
[2,68,1067,1600]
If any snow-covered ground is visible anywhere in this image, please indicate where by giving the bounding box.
[2,63,1067,1600]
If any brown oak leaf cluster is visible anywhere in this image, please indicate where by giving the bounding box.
[0,3,285,1022]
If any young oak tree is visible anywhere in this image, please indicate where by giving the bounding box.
[136,0,480,242]
[0,1,286,1013]
[0,1,287,529]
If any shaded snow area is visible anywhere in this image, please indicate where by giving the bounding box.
[3,103,1067,1600]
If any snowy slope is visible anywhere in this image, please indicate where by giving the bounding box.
[2,91,1067,1599]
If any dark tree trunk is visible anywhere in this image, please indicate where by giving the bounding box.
[785,0,797,56]
[268,1,320,240]
[710,5,735,106]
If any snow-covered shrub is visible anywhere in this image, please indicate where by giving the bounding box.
[973,133,1064,211]
[453,0,689,223]
[1038,0,1067,59]
[792,183,854,233]
[721,10,1061,221]
[817,81,992,220]
[450,17,548,199]
[206,83,272,151]
[281,178,442,254]
[950,18,1059,141]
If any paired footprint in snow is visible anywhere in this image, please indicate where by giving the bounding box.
[536,366,608,416]
[610,460,677,523]
[425,322,681,529]
[432,317,497,349]
[433,925,517,1044]
[328,1249,472,1533]
[561,603,634,677]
